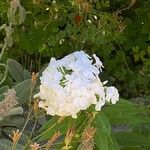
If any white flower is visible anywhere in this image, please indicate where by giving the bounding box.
[93,54,104,72]
[105,86,119,104]
[35,51,119,118]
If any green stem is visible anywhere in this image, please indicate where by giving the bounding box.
[23,118,37,150]
[12,143,16,150]
[21,108,33,133]
[32,123,57,141]
[29,118,37,139]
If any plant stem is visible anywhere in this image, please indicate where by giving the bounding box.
[32,123,57,141]
[21,108,33,133]
[22,118,37,150]
[12,143,16,150]
[29,118,37,139]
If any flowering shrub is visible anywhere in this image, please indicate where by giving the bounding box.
[0,1,149,149]
[35,51,119,118]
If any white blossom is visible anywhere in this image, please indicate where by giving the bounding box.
[105,86,119,104]
[34,51,119,118]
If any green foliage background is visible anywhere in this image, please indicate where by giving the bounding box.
[1,0,150,98]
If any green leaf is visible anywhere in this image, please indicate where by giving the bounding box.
[108,134,120,150]
[14,79,32,105]
[6,107,23,116]
[104,99,150,125]
[38,111,88,141]
[7,59,24,82]
[114,131,150,149]
[94,131,109,150]
[39,117,58,132]
[0,94,4,102]
[92,112,112,150]
[38,117,71,141]
[94,112,111,135]
[92,112,119,150]
[37,115,46,126]
[3,127,29,145]
[0,138,24,150]
[0,86,9,95]
[23,70,31,80]
[0,86,9,102]
[1,116,25,128]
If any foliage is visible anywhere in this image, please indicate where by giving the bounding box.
[0,0,149,98]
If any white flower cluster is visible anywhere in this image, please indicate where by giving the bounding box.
[35,51,119,118]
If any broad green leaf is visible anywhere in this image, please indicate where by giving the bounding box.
[3,127,29,145]
[38,117,70,141]
[0,93,4,102]
[0,138,24,150]
[104,99,150,125]
[114,131,150,150]
[0,86,9,101]
[39,117,58,132]
[108,134,120,150]
[23,70,31,80]
[0,86,9,95]
[37,115,46,126]
[7,59,24,82]
[94,131,109,150]
[92,112,112,150]
[0,116,25,128]
[37,115,83,142]
[6,107,23,116]
[14,79,32,105]
[93,112,111,135]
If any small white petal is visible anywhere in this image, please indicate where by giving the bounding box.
[93,54,104,71]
